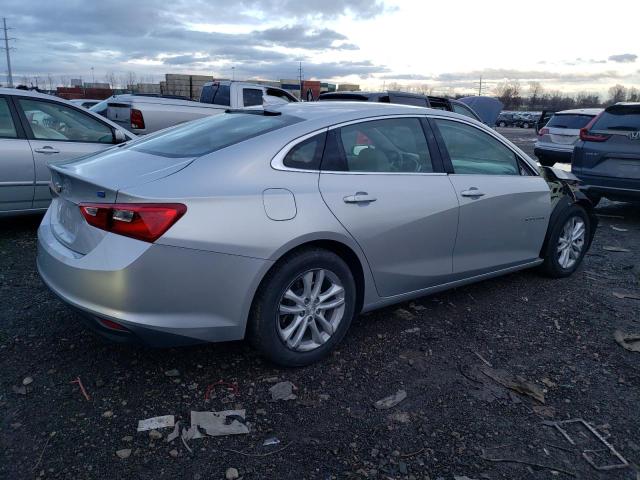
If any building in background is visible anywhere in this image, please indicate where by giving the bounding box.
[337,83,360,92]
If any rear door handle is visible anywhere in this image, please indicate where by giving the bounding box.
[460,188,485,198]
[343,192,377,204]
[34,146,60,154]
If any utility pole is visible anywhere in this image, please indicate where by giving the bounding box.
[478,75,482,96]
[298,62,304,99]
[2,17,14,87]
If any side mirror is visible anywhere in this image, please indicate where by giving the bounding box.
[113,129,128,144]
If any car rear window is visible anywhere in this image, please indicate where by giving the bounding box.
[592,105,640,132]
[129,112,301,158]
[547,114,594,129]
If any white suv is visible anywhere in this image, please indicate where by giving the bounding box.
[534,108,603,166]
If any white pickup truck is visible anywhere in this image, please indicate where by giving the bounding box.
[90,81,299,135]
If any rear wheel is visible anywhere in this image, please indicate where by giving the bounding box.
[540,205,590,278]
[248,248,356,366]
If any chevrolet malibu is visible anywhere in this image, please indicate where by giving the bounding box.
[37,103,597,366]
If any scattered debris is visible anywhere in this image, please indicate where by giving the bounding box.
[166,421,180,443]
[122,435,133,443]
[224,442,294,457]
[480,448,575,477]
[191,410,249,436]
[409,302,427,311]
[533,405,556,418]
[546,419,629,471]
[394,308,416,320]
[70,377,90,401]
[263,437,281,446]
[169,449,178,458]
[225,467,240,480]
[137,415,175,432]
[542,378,557,388]
[603,246,631,252]
[269,381,297,401]
[22,376,33,386]
[164,369,180,377]
[613,292,640,300]
[388,412,411,424]
[12,385,26,395]
[479,365,545,403]
[473,351,492,367]
[115,449,132,459]
[611,226,628,232]
[402,327,421,334]
[374,390,407,410]
[149,429,162,440]
[204,380,239,400]
[614,330,640,352]
[454,476,478,480]
[102,410,113,418]
[32,432,55,472]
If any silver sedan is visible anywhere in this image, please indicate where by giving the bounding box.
[37,102,597,366]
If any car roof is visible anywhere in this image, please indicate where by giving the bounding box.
[555,108,604,115]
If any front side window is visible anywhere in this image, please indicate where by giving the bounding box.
[19,99,113,143]
[283,132,326,170]
[325,118,433,173]
[243,88,264,107]
[131,112,302,158]
[0,98,17,138]
[435,119,519,175]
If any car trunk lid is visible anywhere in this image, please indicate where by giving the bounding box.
[48,147,194,254]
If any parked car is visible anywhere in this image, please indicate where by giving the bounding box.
[0,87,134,216]
[68,99,102,109]
[317,91,484,123]
[37,102,597,366]
[514,113,539,129]
[90,81,299,135]
[572,102,640,205]
[495,112,518,127]
[534,108,603,166]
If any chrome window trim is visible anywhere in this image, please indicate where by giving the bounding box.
[270,127,329,173]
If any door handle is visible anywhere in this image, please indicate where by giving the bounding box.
[34,146,60,154]
[460,188,485,198]
[343,192,377,204]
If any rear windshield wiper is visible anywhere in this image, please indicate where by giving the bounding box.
[606,125,639,131]
[224,109,282,116]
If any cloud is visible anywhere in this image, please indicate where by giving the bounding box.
[377,73,432,80]
[608,53,637,63]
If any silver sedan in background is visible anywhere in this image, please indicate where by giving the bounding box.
[37,102,597,366]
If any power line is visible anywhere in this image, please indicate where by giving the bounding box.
[2,17,15,87]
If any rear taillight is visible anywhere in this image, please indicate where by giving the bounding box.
[579,112,609,142]
[130,108,145,129]
[79,203,186,242]
[538,127,549,136]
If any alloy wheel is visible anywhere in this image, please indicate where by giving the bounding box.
[557,216,586,269]
[277,269,345,352]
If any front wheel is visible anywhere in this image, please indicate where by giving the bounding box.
[540,205,591,278]
[248,248,356,366]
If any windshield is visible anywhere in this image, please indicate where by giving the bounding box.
[592,105,640,132]
[547,114,594,129]
[89,98,110,117]
[130,112,302,158]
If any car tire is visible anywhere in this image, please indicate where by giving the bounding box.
[523,122,529,129]
[540,205,591,278]
[248,248,356,367]
[499,121,506,127]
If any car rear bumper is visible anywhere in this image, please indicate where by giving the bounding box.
[37,208,271,347]
[534,147,573,163]
[574,173,640,201]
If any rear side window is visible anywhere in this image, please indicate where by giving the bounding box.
[243,88,263,107]
[452,102,480,121]
[592,105,640,132]
[435,119,519,175]
[201,84,231,106]
[323,118,433,173]
[283,132,327,170]
[0,98,17,138]
[131,112,301,158]
[547,114,594,129]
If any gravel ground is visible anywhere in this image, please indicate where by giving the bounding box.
[1,128,639,480]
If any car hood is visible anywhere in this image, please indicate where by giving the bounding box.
[459,97,504,125]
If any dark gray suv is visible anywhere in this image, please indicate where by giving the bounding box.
[572,103,640,204]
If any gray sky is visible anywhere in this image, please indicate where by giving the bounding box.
[2,0,639,96]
